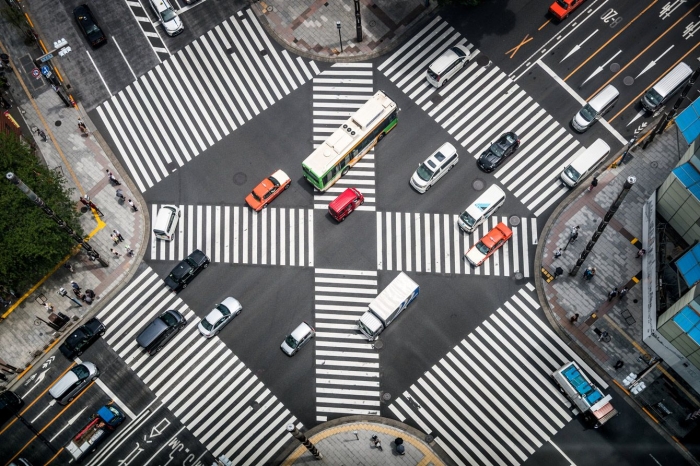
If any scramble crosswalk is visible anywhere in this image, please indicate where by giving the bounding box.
[377,213,538,277]
[311,63,377,211]
[96,8,321,193]
[96,267,299,465]
[314,269,381,422]
[148,204,314,267]
[388,283,609,466]
[378,17,587,216]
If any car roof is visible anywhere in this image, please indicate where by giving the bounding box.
[329,188,360,210]
[290,322,312,340]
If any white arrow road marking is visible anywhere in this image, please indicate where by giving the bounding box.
[41,356,55,369]
[560,29,599,63]
[22,368,51,398]
[635,45,674,79]
[581,50,622,86]
[31,399,56,423]
[50,407,87,442]
[626,110,647,127]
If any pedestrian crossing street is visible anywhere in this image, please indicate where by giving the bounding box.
[378,213,538,278]
[388,283,609,466]
[96,8,321,193]
[314,269,380,422]
[148,204,314,267]
[96,267,300,465]
[312,63,377,211]
[378,17,587,216]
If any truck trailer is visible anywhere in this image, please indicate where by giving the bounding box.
[552,362,617,428]
[357,272,419,341]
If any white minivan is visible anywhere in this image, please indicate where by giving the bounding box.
[410,142,459,193]
[641,62,692,112]
[560,139,610,187]
[572,85,619,132]
[153,205,181,241]
[458,185,506,233]
[426,45,471,88]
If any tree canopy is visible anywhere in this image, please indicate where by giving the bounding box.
[0,132,83,294]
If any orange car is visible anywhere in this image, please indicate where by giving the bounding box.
[245,169,291,211]
[465,222,513,266]
[549,0,587,20]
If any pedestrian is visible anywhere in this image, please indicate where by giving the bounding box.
[613,360,624,370]
[587,177,598,192]
[73,288,82,298]
[637,248,646,258]
[77,118,87,134]
[82,293,93,304]
[124,245,135,257]
[553,247,562,259]
[85,289,95,299]
[583,267,593,280]
[608,287,618,301]
[115,188,125,200]
[79,196,89,208]
[570,313,579,324]
[111,233,120,245]
[63,262,74,273]
[370,435,382,451]
[395,437,405,456]
[106,170,121,186]
[110,248,120,257]
[618,287,628,299]
[598,330,609,342]
[571,225,581,236]
[570,231,579,243]
[113,229,124,242]
[43,302,54,313]
[36,128,47,142]
[553,267,564,279]
[87,199,104,217]
[70,280,80,292]
[128,199,138,212]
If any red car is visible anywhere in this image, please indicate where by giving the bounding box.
[328,188,364,222]
[245,169,291,211]
[465,222,513,266]
[549,0,587,21]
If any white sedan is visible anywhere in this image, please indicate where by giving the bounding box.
[197,297,242,338]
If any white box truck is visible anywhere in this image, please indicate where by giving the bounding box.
[357,272,419,341]
[552,362,617,428]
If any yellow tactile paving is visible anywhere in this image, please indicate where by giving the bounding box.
[281,422,444,465]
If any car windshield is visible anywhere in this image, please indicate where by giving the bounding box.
[268,176,281,187]
[460,211,476,228]
[216,303,232,316]
[579,104,597,123]
[285,335,299,349]
[160,312,178,327]
[556,0,569,8]
[72,365,89,379]
[251,191,261,202]
[475,241,490,254]
[416,163,434,181]
[564,165,581,182]
[451,46,466,58]
[645,89,663,107]
[200,317,213,331]
[161,8,177,22]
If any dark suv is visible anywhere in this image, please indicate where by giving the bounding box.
[59,317,106,359]
[136,310,186,355]
[73,4,107,48]
[477,132,520,173]
[164,249,210,291]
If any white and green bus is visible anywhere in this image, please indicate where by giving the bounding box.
[302,90,398,192]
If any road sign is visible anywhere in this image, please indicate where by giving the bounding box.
[40,65,50,76]
[31,68,40,78]
[38,53,53,63]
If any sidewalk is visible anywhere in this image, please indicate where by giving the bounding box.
[536,123,700,460]
[0,13,145,382]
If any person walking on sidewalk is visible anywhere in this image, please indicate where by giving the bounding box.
[587,177,598,192]
[113,229,124,242]
[637,248,646,258]
[128,199,138,212]
[608,287,618,301]
[70,280,80,292]
[570,313,579,324]
[36,128,47,142]
[570,225,580,242]
[583,266,596,280]
[110,248,120,257]
[618,287,628,299]
[77,118,88,134]
[111,233,120,245]
[553,247,562,259]
[106,170,121,186]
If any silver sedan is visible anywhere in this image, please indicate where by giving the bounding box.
[197,297,242,338]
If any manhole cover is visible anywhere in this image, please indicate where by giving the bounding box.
[610,63,620,72]
[250,401,260,409]
[650,161,658,168]
[623,76,634,86]
[373,340,384,350]
[472,179,485,191]
[55,120,62,127]
[369,20,376,27]
[476,55,490,67]
[233,172,247,185]
[509,216,521,226]
[382,392,391,401]
[514,272,524,280]
[425,435,434,443]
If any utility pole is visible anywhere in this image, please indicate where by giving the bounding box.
[569,176,637,276]
[336,21,343,53]
[354,0,362,42]
[5,173,109,267]
[287,424,322,460]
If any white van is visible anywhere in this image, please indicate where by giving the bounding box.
[572,85,619,132]
[560,139,610,187]
[426,45,471,88]
[458,185,506,233]
[153,205,181,241]
[410,142,459,193]
[641,62,692,112]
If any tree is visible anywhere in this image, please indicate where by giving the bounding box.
[0,132,83,294]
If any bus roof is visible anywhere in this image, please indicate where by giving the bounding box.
[303,90,396,176]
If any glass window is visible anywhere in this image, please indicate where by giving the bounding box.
[674,306,700,332]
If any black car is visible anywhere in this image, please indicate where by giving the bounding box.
[59,317,106,359]
[164,249,210,291]
[477,132,520,173]
[73,4,107,48]
[0,390,24,426]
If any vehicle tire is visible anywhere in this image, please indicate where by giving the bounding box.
[340,216,345,222]
[235,309,241,316]
[68,397,74,403]
[76,350,82,356]
[284,183,290,190]
[378,132,385,142]
[341,166,350,176]
[156,346,162,353]
[262,203,268,209]
[182,283,187,289]
[92,376,98,381]
[203,262,209,269]
[360,198,364,205]
[99,331,105,336]
[214,330,220,337]
[425,184,431,191]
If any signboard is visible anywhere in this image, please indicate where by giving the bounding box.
[40,65,50,76]
[31,68,40,78]
[38,53,53,63]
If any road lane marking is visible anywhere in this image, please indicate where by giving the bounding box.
[564,0,660,81]
[506,34,534,59]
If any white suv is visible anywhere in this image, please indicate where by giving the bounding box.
[410,142,459,193]
[150,0,183,36]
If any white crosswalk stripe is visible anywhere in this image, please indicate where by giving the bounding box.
[96,9,320,193]
[312,63,377,211]
[148,205,314,267]
[377,213,536,277]
[379,17,586,216]
[314,268,381,422]
[388,283,608,466]
[95,267,300,465]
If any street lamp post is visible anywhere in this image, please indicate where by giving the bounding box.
[336,21,343,53]
[58,287,82,307]
[569,176,637,276]
[354,0,362,42]
[5,172,109,267]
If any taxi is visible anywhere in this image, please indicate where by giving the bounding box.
[465,222,513,266]
[549,0,587,21]
[245,169,291,211]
